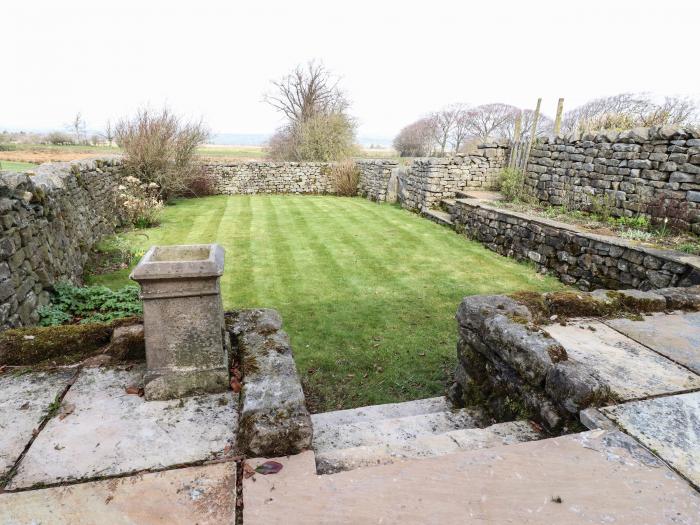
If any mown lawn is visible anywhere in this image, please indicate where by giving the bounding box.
[90,195,564,412]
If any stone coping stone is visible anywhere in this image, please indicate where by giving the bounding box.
[454,198,700,271]
[601,391,700,489]
[0,369,75,479]
[605,311,700,374]
[244,430,700,524]
[7,365,237,489]
[545,320,700,401]
[0,461,236,524]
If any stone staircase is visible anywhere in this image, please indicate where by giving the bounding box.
[422,190,504,229]
[311,397,544,474]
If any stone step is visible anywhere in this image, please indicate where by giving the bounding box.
[459,189,504,201]
[315,420,543,474]
[311,397,451,430]
[312,406,485,454]
[440,198,457,214]
[422,208,454,227]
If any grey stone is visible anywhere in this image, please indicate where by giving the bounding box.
[7,366,237,489]
[601,392,700,487]
[130,244,229,400]
[228,309,313,457]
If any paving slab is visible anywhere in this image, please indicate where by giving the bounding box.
[0,461,235,524]
[8,365,237,489]
[244,430,700,524]
[601,391,700,488]
[546,320,700,400]
[0,369,75,479]
[605,311,700,374]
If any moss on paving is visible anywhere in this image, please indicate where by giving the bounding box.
[89,195,565,412]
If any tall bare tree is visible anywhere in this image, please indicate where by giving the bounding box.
[448,104,471,152]
[103,119,114,146]
[465,103,518,142]
[503,109,554,141]
[265,60,349,125]
[393,117,436,157]
[71,112,86,144]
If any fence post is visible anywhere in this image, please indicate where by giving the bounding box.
[520,98,541,173]
[509,112,522,169]
[553,98,564,137]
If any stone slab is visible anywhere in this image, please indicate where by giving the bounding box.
[0,462,235,524]
[605,311,700,374]
[244,430,700,524]
[8,365,237,489]
[311,397,451,429]
[0,369,75,479]
[601,391,700,488]
[545,321,700,400]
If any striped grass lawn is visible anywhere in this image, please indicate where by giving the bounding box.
[90,195,564,412]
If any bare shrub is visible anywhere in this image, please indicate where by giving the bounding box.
[185,170,218,197]
[115,107,209,201]
[330,160,360,196]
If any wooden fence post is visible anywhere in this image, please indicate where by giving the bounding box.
[553,98,564,137]
[520,98,541,173]
[508,112,522,169]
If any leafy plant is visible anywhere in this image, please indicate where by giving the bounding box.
[678,242,700,255]
[589,193,616,222]
[38,283,142,326]
[618,229,654,242]
[498,168,527,202]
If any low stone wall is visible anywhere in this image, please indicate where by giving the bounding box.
[449,287,700,431]
[525,126,700,233]
[206,162,335,195]
[226,309,312,457]
[452,198,700,291]
[357,160,398,202]
[356,144,508,210]
[0,159,126,329]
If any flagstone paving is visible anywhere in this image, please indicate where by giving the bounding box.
[545,320,700,400]
[605,311,700,374]
[0,369,75,479]
[243,430,700,524]
[0,461,236,525]
[7,365,237,490]
[601,391,700,489]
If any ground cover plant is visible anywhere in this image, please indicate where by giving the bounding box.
[88,195,564,412]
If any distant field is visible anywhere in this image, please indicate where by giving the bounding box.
[0,143,399,165]
[0,160,37,171]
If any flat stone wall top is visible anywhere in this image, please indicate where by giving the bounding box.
[452,198,700,291]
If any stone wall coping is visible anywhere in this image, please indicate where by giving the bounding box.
[455,197,700,272]
[540,125,700,146]
[1,157,123,193]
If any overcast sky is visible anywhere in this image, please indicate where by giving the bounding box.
[4,0,700,140]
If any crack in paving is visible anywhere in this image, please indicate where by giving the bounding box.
[1,367,81,492]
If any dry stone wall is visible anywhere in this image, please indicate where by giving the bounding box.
[452,198,700,291]
[0,159,126,329]
[525,126,700,233]
[206,162,335,194]
[356,144,508,210]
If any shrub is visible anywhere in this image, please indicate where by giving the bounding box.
[117,176,163,228]
[589,193,616,222]
[184,170,217,197]
[498,168,526,202]
[38,282,142,326]
[330,160,360,196]
[267,113,358,162]
[46,131,75,145]
[678,242,700,255]
[115,107,209,201]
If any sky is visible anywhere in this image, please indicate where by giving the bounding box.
[4,0,700,141]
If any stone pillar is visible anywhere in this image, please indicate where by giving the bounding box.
[130,244,229,400]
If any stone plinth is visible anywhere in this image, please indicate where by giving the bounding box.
[130,244,229,400]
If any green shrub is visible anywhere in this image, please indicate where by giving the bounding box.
[498,168,526,202]
[589,193,616,222]
[39,283,142,326]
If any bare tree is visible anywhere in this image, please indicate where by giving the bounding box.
[71,112,86,144]
[430,107,459,156]
[465,103,518,142]
[393,118,436,157]
[640,95,699,126]
[503,109,554,141]
[448,104,471,153]
[103,120,114,146]
[264,61,356,161]
[264,60,349,125]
